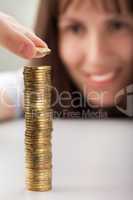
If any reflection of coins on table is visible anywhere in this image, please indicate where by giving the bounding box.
[23,64,52,192]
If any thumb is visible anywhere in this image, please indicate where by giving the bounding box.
[0,22,36,59]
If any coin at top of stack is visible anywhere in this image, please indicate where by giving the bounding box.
[23,65,52,192]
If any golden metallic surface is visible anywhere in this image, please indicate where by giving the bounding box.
[24,65,51,71]
[34,47,51,58]
[25,130,52,135]
[23,65,52,192]
[26,186,51,192]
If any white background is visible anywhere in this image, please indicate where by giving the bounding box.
[0,119,133,200]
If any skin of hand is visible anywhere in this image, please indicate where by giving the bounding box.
[0,12,47,59]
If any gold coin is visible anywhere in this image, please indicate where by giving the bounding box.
[25,139,51,144]
[24,65,51,72]
[24,64,52,191]
[25,131,52,136]
[26,185,51,192]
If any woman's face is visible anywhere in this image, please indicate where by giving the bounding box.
[58,1,133,108]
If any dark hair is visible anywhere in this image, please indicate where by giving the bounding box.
[31,0,133,119]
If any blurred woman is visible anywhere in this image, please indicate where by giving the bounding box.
[32,0,133,118]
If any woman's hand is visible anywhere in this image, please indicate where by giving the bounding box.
[0,12,47,59]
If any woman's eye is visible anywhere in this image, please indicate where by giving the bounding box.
[108,20,129,32]
[70,25,82,33]
[66,24,85,34]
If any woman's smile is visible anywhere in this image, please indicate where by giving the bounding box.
[84,68,121,88]
[90,71,116,82]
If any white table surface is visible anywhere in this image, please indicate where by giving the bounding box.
[0,118,133,200]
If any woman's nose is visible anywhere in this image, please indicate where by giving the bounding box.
[82,33,111,74]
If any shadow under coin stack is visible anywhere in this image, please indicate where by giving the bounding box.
[23,65,52,191]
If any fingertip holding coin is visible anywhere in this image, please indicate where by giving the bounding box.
[34,47,51,58]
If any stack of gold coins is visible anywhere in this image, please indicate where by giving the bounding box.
[23,64,52,191]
